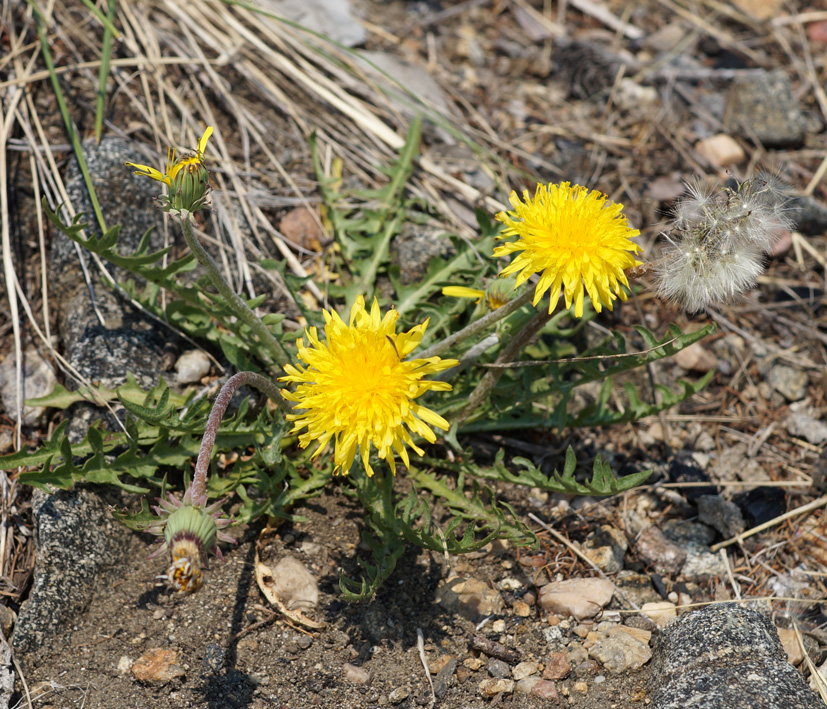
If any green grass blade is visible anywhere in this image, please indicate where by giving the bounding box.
[28,0,107,233]
[79,0,121,37]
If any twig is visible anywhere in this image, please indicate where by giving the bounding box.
[568,0,643,39]
[416,628,435,709]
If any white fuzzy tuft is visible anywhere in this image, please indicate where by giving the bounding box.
[655,175,793,312]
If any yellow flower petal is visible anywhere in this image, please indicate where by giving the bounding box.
[279,298,458,476]
[494,182,642,316]
[442,286,485,301]
[197,126,214,160]
[125,161,170,185]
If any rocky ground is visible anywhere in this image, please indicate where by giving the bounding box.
[3,0,827,707]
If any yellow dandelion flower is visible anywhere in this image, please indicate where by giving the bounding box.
[126,126,213,185]
[494,182,642,318]
[279,296,459,477]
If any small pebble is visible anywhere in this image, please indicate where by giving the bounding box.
[694,134,745,168]
[543,651,571,680]
[430,654,454,674]
[538,578,615,620]
[641,601,677,627]
[513,600,531,617]
[343,663,370,685]
[478,678,515,696]
[131,648,185,682]
[530,679,560,701]
[464,657,485,671]
[573,681,589,695]
[174,349,211,384]
[487,658,511,679]
[388,686,410,704]
[436,576,504,621]
[512,661,541,680]
[514,676,541,694]
[589,632,652,673]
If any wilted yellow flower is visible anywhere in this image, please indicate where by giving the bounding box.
[126,127,214,213]
[494,182,642,317]
[279,296,458,476]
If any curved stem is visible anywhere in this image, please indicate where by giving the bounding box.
[190,371,285,505]
[454,308,552,427]
[180,217,290,369]
[417,287,533,360]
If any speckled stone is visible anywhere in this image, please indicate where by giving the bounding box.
[54,137,173,398]
[649,604,825,708]
[724,70,807,148]
[12,488,131,656]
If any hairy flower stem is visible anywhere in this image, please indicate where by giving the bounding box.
[418,288,533,360]
[180,217,290,369]
[190,371,284,505]
[455,308,552,426]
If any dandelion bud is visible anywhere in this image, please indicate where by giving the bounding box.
[146,488,234,595]
[169,160,211,214]
[126,126,214,218]
[161,504,217,594]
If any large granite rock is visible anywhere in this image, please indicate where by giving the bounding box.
[12,488,131,657]
[649,604,825,708]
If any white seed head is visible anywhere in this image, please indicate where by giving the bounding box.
[655,174,792,312]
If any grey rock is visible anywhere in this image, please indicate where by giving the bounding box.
[649,604,825,708]
[488,658,511,679]
[202,643,225,675]
[710,443,767,484]
[57,137,170,385]
[788,193,827,236]
[0,637,12,709]
[636,526,686,575]
[356,51,454,142]
[768,364,809,402]
[390,225,455,286]
[12,488,131,656]
[0,348,56,426]
[269,0,364,47]
[662,519,716,547]
[680,547,727,582]
[724,70,808,148]
[614,571,661,608]
[389,685,411,704]
[589,631,652,673]
[434,657,456,699]
[55,138,175,442]
[785,412,827,445]
[662,519,724,581]
[583,524,628,574]
[697,495,746,538]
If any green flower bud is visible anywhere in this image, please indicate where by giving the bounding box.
[169,160,211,213]
[162,503,218,595]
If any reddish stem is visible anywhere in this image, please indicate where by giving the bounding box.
[190,371,284,505]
